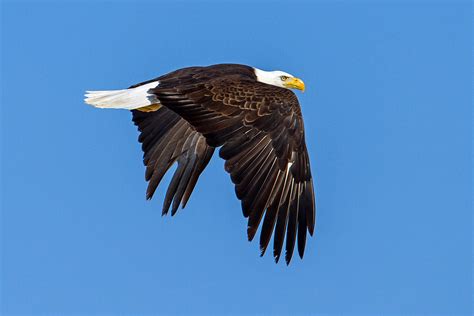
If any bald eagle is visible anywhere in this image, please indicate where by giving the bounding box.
[85,64,315,264]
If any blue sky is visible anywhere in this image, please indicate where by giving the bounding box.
[1,0,471,315]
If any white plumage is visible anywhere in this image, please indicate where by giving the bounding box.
[84,81,160,110]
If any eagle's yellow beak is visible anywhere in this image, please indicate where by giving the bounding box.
[284,77,305,92]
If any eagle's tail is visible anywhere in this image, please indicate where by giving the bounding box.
[84,81,160,111]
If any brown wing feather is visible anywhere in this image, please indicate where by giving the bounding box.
[132,108,214,215]
[151,76,315,264]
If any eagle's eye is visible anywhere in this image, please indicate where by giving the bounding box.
[280,75,288,81]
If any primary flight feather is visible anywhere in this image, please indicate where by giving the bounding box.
[85,63,315,264]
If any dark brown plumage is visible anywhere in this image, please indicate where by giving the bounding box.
[128,64,315,264]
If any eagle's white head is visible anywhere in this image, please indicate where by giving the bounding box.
[253,68,305,92]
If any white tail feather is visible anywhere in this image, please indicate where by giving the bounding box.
[84,81,159,110]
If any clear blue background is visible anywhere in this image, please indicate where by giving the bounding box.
[1,0,472,315]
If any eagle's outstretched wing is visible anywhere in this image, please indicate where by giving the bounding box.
[152,77,315,264]
[132,108,214,216]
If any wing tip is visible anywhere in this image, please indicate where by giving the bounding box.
[274,254,281,264]
[247,226,258,241]
[308,221,315,236]
[298,248,305,259]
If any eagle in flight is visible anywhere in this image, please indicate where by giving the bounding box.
[85,64,315,264]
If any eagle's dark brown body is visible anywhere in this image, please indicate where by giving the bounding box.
[129,64,315,264]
